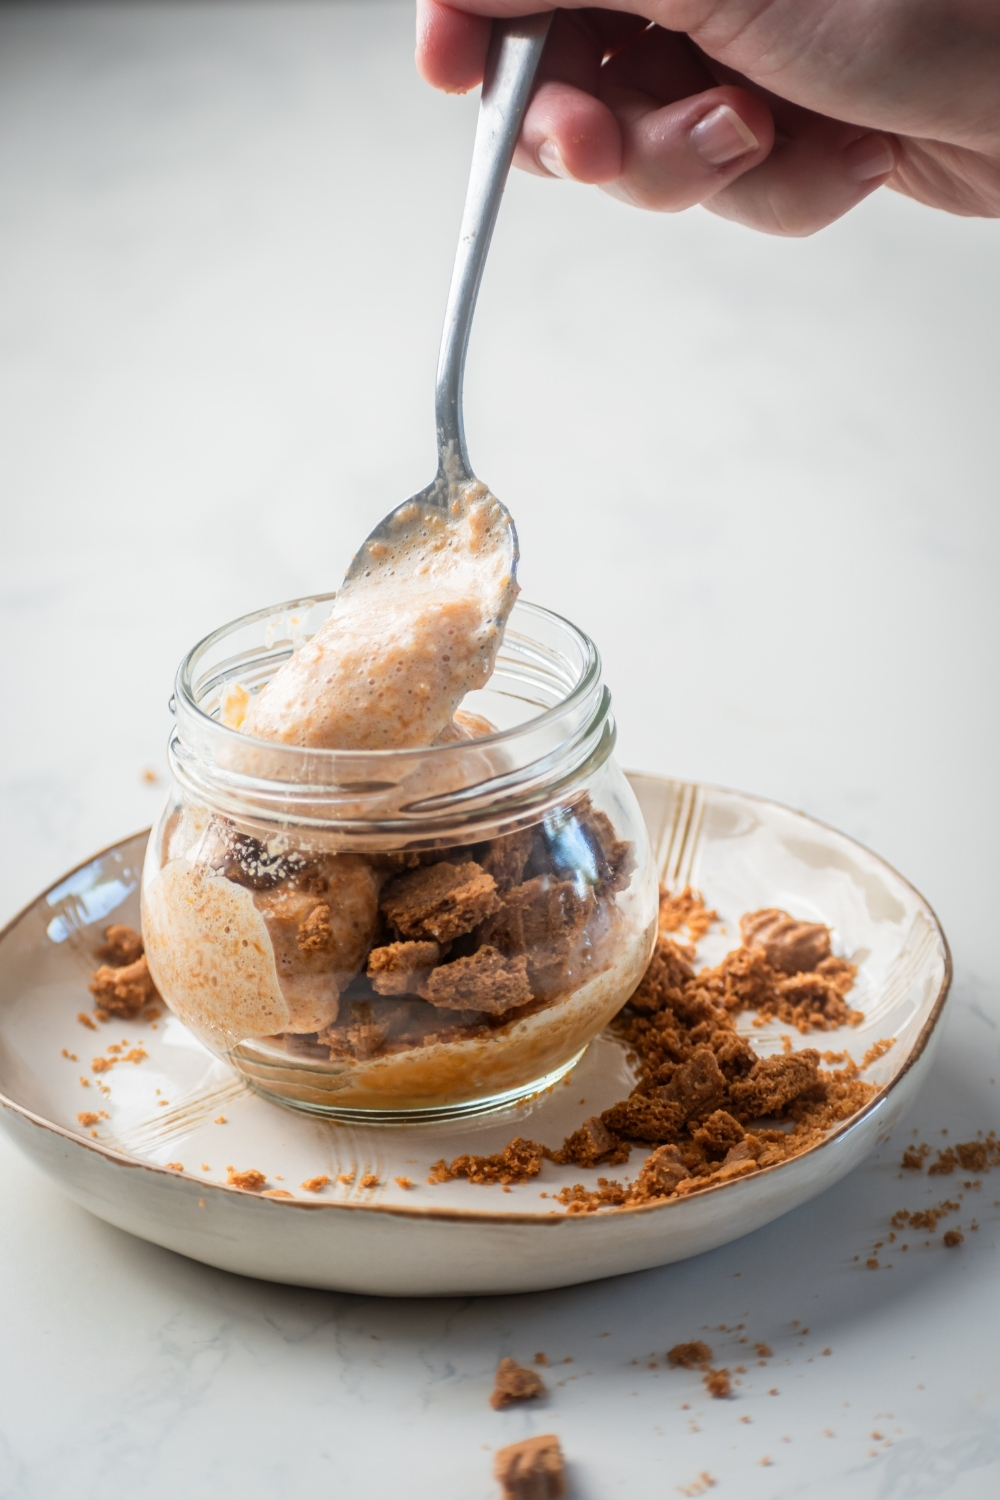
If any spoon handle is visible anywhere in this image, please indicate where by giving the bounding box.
[434,12,554,483]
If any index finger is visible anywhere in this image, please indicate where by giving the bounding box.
[415,0,492,93]
[416,1,649,92]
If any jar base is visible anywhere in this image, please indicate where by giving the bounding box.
[228,1045,588,1125]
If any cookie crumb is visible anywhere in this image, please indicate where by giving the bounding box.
[493,1434,565,1500]
[703,1368,732,1399]
[226,1167,267,1192]
[668,1342,712,1369]
[943,1229,964,1247]
[435,1137,544,1187]
[301,1175,330,1193]
[89,954,160,1018]
[95,924,144,966]
[394,1176,414,1190]
[862,1038,896,1068]
[490,1357,547,1410]
[677,1474,716,1497]
[659,886,718,942]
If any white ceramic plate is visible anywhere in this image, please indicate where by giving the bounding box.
[0,774,950,1296]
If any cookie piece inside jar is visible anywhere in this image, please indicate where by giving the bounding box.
[320,995,489,1059]
[379,859,502,943]
[264,797,637,1060]
[474,825,537,892]
[367,940,443,996]
[420,946,532,1014]
[539,796,637,899]
[476,875,597,1000]
[250,851,382,1034]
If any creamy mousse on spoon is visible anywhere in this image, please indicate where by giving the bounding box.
[241,480,516,751]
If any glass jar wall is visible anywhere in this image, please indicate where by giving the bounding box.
[141,597,657,1120]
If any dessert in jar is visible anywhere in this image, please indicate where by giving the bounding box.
[141,489,657,1118]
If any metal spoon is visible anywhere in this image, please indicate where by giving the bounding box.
[343,12,554,592]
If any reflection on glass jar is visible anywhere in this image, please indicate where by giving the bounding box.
[142,598,657,1120]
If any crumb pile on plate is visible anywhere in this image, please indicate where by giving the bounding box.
[430,892,883,1211]
[88,924,162,1020]
[83,898,887,1213]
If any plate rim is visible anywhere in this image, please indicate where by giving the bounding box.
[0,773,952,1228]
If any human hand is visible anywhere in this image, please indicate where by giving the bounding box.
[416,0,1000,235]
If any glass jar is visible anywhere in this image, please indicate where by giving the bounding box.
[141,595,657,1121]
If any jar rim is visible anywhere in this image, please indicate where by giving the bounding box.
[174,593,603,770]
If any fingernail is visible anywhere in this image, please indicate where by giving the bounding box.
[538,139,572,179]
[689,104,759,168]
[845,132,896,183]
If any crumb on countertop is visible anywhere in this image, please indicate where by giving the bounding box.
[703,1368,732,1399]
[493,1433,565,1500]
[490,1357,547,1411]
[668,1342,713,1369]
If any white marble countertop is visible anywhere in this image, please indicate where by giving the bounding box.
[1,3,998,1496]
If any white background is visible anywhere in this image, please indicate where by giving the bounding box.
[1,4,998,1496]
